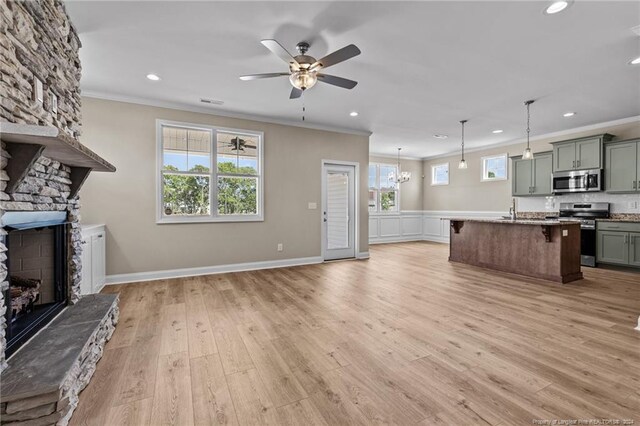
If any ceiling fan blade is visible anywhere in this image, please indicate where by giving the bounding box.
[290,87,303,99]
[317,73,358,89]
[261,39,299,68]
[311,44,361,70]
[239,72,289,81]
[244,144,257,149]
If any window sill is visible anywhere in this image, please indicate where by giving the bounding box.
[157,215,264,224]
[431,182,449,186]
[481,177,508,182]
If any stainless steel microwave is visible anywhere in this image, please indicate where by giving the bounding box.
[552,169,602,193]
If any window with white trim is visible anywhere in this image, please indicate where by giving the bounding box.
[158,120,263,223]
[481,153,508,181]
[431,163,449,186]
[368,163,399,213]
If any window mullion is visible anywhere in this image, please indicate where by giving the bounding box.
[211,129,217,218]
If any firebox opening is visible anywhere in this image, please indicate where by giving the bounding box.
[4,223,69,358]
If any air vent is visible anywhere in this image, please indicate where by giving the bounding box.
[632,25,640,37]
[200,98,224,105]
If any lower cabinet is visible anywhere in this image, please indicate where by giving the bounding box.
[596,222,640,268]
[80,225,106,295]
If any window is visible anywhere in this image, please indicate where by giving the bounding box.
[482,154,508,181]
[431,163,449,186]
[368,163,399,213]
[157,120,263,223]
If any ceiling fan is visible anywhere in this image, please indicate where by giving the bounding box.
[228,136,256,152]
[240,39,361,99]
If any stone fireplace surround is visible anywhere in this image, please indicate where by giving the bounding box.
[1,1,118,424]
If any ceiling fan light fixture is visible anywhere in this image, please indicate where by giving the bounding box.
[289,70,317,91]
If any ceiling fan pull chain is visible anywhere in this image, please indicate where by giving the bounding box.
[302,90,306,121]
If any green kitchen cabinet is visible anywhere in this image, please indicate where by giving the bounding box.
[596,222,640,268]
[532,152,553,195]
[552,134,613,172]
[630,233,640,267]
[512,157,533,196]
[605,141,638,192]
[511,152,552,196]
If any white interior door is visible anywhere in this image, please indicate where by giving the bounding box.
[323,164,356,260]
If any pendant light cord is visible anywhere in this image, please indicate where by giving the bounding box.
[525,100,534,150]
[461,120,466,160]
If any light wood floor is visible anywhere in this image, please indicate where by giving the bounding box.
[71,242,640,426]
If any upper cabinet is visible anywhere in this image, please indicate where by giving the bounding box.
[605,139,640,193]
[551,134,614,172]
[512,151,553,196]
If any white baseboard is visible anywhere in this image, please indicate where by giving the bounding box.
[105,256,324,285]
[357,251,370,259]
[369,236,424,245]
[422,236,450,244]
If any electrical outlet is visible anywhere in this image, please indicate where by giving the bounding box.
[277,243,283,252]
[308,202,317,210]
[562,230,568,237]
[629,201,638,210]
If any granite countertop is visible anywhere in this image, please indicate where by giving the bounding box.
[442,218,580,226]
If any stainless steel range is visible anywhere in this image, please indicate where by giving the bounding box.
[558,202,610,267]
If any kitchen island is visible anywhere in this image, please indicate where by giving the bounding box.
[446,218,583,283]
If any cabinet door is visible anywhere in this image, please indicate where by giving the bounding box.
[79,237,92,295]
[532,153,553,195]
[553,142,576,172]
[605,142,637,192]
[91,233,106,293]
[597,231,629,265]
[512,159,532,196]
[637,141,640,191]
[575,138,601,170]
[629,233,640,267]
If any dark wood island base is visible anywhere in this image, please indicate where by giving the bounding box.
[447,219,583,283]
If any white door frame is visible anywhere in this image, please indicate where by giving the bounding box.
[321,160,360,261]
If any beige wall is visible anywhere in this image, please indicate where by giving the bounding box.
[422,120,640,212]
[79,97,369,276]
[369,156,424,211]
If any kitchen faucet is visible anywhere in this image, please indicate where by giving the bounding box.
[509,198,517,220]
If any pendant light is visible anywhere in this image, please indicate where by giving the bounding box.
[390,148,411,185]
[523,100,535,160]
[458,119,468,169]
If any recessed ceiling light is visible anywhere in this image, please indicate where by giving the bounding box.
[492,129,504,134]
[544,1,570,15]
[349,111,358,117]
[146,73,161,81]
[629,56,640,65]
[563,112,576,117]
[433,134,448,139]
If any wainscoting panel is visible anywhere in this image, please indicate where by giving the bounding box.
[369,210,505,244]
[379,216,402,237]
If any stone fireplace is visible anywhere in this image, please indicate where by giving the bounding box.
[0,1,118,424]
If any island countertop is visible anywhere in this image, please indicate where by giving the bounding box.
[442,218,581,226]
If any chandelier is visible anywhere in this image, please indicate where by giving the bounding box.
[388,148,411,185]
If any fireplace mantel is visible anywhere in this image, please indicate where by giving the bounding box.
[0,122,116,198]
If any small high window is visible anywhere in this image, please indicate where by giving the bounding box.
[482,154,508,181]
[431,163,449,186]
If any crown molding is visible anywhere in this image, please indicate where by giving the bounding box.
[420,115,640,161]
[369,153,424,161]
[81,90,373,137]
